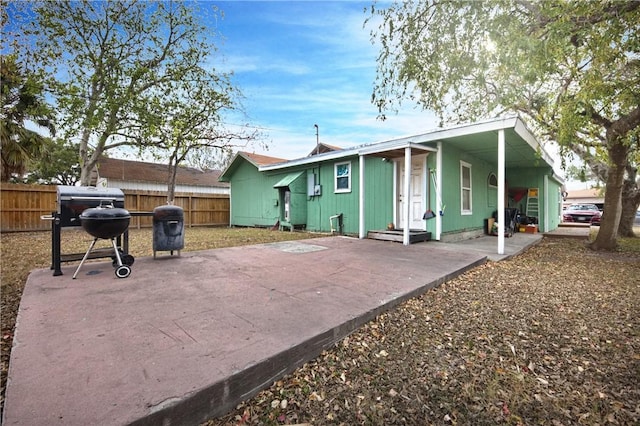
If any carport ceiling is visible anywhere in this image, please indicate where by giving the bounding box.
[441,128,549,169]
[367,129,552,170]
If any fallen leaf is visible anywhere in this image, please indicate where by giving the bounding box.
[502,402,510,416]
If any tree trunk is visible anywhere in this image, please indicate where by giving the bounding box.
[78,128,92,186]
[79,99,120,186]
[167,155,178,205]
[589,138,629,250]
[79,148,102,187]
[618,175,640,237]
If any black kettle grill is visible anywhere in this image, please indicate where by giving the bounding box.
[72,203,134,279]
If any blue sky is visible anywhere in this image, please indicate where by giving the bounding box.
[209,1,595,190]
[5,0,588,188]
[211,1,439,160]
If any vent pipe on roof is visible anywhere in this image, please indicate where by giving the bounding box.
[313,124,319,156]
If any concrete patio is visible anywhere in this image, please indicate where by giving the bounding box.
[2,233,542,426]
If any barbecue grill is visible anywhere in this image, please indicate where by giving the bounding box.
[57,185,125,226]
[72,203,133,279]
[45,186,131,276]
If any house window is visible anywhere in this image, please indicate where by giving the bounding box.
[488,172,498,187]
[334,161,351,193]
[460,161,472,214]
[487,172,497,208]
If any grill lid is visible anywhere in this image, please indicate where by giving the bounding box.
[80,205,131,239]
[57,185,125,202]
[80,205,131,220]
[56,186,125,227]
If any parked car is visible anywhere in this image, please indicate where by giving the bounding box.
[563,203,602,224]
[593,210,640,227]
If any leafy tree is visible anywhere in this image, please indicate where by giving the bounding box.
[7,1,235,186]
[136,67,260,203]
[565,151,640,238]
[26,138,81,185]
[0,54,55,181]
[368,1,640,249]
[184,146,235,175]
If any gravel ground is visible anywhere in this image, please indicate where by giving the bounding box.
[2,229,639,425]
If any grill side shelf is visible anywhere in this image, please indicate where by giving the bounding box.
[60,247,119,263]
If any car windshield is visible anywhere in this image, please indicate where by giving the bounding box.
[568,204,598,211]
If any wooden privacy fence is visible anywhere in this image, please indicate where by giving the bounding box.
[0,183,230,232]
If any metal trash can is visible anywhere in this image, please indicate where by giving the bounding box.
[153,205,184,258]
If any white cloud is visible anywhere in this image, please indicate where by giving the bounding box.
[206,2,441,162]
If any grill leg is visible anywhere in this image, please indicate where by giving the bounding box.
[52,217,63,276]
[72,238,99,280]
[111,238,131,279]
[111,238,124,267]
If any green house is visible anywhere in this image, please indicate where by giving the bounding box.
[219,117,564,254]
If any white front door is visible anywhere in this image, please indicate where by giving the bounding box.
[397,156,426,230]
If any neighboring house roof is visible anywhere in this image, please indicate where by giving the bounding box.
[308,143,342,156]
[564,188,604,205]
[95,156,228,188]
[566,188,603,199]
[240,152,288,167]
[219,151,288,182]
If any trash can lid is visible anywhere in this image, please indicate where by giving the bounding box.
[153,205,184,220]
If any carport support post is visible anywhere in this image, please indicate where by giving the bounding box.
[436,142,442,241]
[403,147,411,245]
[498,129,505,255]
[359,154,366,239]
[543,174,549,232]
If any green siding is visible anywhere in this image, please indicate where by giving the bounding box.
[275,171,307,227]
[434,143,560,238]
[506,168,543,213]
[506,167,561,231]
[546,179,562,231]
[437,143,498,235]
[226,136,561,236]
[425,155,438,236]
[279,156,394,234]
[363,157,395,232]
[304,158,360,233]
[229,160,280,227]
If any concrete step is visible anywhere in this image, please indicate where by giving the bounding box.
[367,229,431,244]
